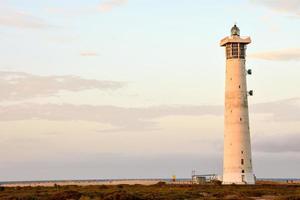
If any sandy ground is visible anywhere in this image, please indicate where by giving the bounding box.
[2,179,299,187]
[0,179,193,187]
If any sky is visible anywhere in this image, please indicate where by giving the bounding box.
[0,0,300,181]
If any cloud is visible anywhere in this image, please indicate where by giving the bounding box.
[48,36,78,44]
[0,153,221,181]
[0,98,299,179]
[80,51,99,57]
[250,0,300,17]
[249,48,300,61]
[43,0,128,16]
[252,98,300,122]
[254,133,300,153]
[0,71,125,101]
[0,97,299,131]
[98,0,128,12]
[45,6,96,17]
[0,10,54,29]
[0,103,222,132]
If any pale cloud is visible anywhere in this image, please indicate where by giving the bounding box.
[251,0,300,17]
[259,15,281,32]
[0,98,299,180]
[0,98,299,131]
[48,36,78,44]
[98,0,128,12]
[249,48,300,61]
[0,10,53,29]
[44,0,128,17]
[254,133,300,153]
[0,152,221,181]
[45,6,96,17]
[252,98,300,121]
[80,51,99,57]
[0,103,222,132]
[0,71,125,101]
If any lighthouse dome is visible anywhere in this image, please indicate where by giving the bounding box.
[231,24,240,36]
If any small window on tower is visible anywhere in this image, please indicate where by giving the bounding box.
[239,85,241,89]
[232,43,239,58]
[241,151,244,154]
[241,159,244,165]
[239,44,246,59]
[240,118,242,121]
[242,170,245,173]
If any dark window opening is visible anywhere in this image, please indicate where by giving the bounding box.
[239,85,241,89]
[241,159,244,165]
[240,118,242,121]
[225,43,246,59]
[242,170,245,173]
[240,44,246,58]
[241,151,244,154]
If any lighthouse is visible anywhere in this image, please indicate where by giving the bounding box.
[220,25,255,184]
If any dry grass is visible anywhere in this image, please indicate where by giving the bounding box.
[0,182,299,200]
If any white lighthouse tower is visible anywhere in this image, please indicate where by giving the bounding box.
[220,25,255,184]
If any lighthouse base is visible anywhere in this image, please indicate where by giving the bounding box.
[222,172,255,185]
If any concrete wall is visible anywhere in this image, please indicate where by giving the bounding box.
[223,52,255,184]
